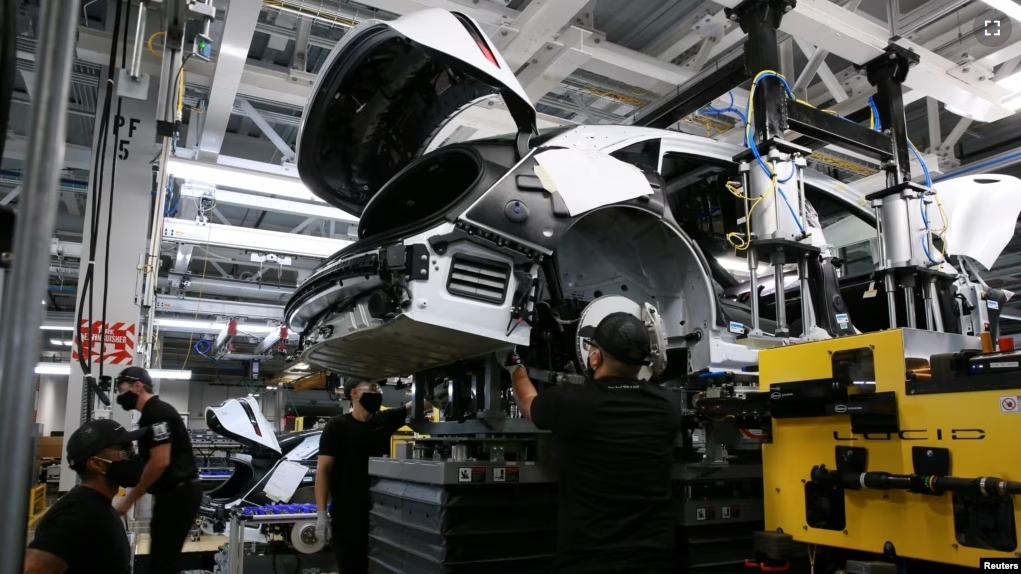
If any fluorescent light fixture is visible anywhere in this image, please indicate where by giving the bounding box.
[1003,92,1021,111]
[253,394,260,397]
[997,70,1021,92]
[266,385,277,390]
[716,256,769,274]
[979,0,1021,22]
[166,158,321,203]
[35,363,70,375]
[155,318,280,334]
[50,339,73,346]
[40,325,74,331]
[148,369,192,380]
[33,363,192,379]
[179,185,358,224]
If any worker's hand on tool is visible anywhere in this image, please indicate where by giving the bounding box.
[113,497,133,517]
[315,511,331,542]
[503,350,525,377]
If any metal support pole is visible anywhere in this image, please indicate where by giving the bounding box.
[884,273,898,329]
[129,1,148,79]
[0,2,79,571]
[748,249,761,333]
[798,257,813,336]
[930,279,945,332]
[773,261,788,336]
[904,285,917,328]
[923,282,934,331]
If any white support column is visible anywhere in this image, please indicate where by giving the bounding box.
[60,75,161,492]
[779,37,795,81]
[926,97,942,153]
[197,0,263,159]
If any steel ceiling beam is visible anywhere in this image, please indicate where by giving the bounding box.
[198,0,263,159]
[236,98,296,162]
[781,0,1013,122]
[500,0,589,70]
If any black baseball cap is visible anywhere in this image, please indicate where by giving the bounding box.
[115,366,152,388]
[66,419,147,471]
[343,379,383,401]
[579,312,651,366]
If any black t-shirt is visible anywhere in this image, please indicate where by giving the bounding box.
[532,377,679,574]
[139,395,197,493]
[318,406,408,521]
[29,486,131,574]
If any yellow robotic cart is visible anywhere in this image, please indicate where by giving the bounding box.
[758,328,1021,569]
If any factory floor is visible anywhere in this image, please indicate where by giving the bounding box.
[132,533,227,555]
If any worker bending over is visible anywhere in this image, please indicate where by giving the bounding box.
[25,419,146,574]
[507,312,679,574]
[316,380,444,573]
[114,367,201,574]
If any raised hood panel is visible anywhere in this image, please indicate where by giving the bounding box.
[206,397,281,453]
[297,9,537,216]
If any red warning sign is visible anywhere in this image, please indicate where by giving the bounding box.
[71,320,136,365]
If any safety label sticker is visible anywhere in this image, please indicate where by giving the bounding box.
[988,300,1000,310]
[458,467,486,483]
[71,320,136,365]
[836,313,849,329]
[696,508,707,521]
[493,468,506,482]
[721,506,731,519]
[729,321,744,335]
[1000,395,1021,413]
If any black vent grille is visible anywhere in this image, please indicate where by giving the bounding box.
[446,255,511,304]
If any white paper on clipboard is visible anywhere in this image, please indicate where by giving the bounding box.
[532,149,653,217]
[263,460,308,502]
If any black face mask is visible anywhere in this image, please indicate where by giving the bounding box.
[116,391,138,412]
[358,392,383,414]
[585,351,598,380]
[97,454,144,487]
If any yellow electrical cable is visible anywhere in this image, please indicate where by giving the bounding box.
[808,544,817,574]
[725,167,778,251]
[147,31,165,61]
[181,226,213,369]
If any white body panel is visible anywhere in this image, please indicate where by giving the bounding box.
[206,397,280,453]
[931,175,1021,269]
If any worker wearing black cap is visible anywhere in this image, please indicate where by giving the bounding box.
[315,380,446,573]
[113,366,200,574]
[24,419,146,574]
[505,312,679,574]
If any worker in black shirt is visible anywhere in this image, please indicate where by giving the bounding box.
[507,312,679,574]
[25,419,146,574]
[315,380,443,573]
[113,366,201,574]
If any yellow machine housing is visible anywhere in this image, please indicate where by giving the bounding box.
[759,328,1020,567]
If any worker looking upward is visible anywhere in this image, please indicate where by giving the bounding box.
[113,366,201,574]
[506,312,679,574]
[315,380,444,574]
